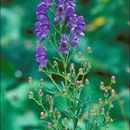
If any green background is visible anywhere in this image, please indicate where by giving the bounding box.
[1,0,129,130]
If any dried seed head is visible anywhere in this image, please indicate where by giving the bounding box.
[104,89,108,97]
[28,77,32,84]
[29,91,33,99]
[111,76,116,83]
[39,89,43,97]
[87,47,92,54]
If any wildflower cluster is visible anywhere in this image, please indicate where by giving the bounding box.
[28,0,117,130]
[35,0,86,68]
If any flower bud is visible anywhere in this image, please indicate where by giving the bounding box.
[62,89,66,95]
[39,89,43,97]
[100,81,104,89]
[66,73,70,80]
[54,108,58,114]
[111,89,116,96]
[54,60,58,66]
[79,68,84,75]
[46,95,50,101]
[99,98,103,104]
[82,59,87,65]
[87,63,91,69]
[29,91,33,99]
[40,78,44,85]
[28,77,32,84]
[49,106,53,113]
[104,89,108,97]
[40,112,45,119]
[85,79,89,85]
[70,63,74,71]
[109,101,113,108]
[78,51,82,58]
[76,80,83,87]
[36,41,40,46]
[101,108,105,114]
[110,118,113,122]
[47,122,51,128]
[49,95,52,101]
[111,76,116,83]
[87,47,92,54]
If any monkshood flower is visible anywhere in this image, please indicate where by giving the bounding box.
[66,0,76,18]
[54,0,65,24]
[36,46,48,68]
[36,2,47,17]
[35,1,50,41]
[40,0,55,7]
[35,22,50,41]
[69,16,86,36]
[58,34,69,54]
[71,35,79,47]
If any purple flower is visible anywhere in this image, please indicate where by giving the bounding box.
[66,0,76,18]
[41,0,55,7]
[68,16,86,36]
[35,22,50,41]
[37,2,47,15]
[36,46,48,68]
[58,34,69,54]
[66,6,76,18]
[71,35,79,47]
[35,1,50,41]
[54,0,65,24]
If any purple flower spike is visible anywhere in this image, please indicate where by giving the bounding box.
[54,0,65,24]
[71,35,79,47]
[36,46,48,68]
[35,22,50,41]
[58,34,69,54]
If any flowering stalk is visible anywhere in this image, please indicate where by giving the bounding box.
[28,0,117,129]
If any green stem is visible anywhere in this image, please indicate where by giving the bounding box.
[49,75,61,92]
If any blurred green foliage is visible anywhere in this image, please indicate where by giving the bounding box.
[1,0,129,130]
